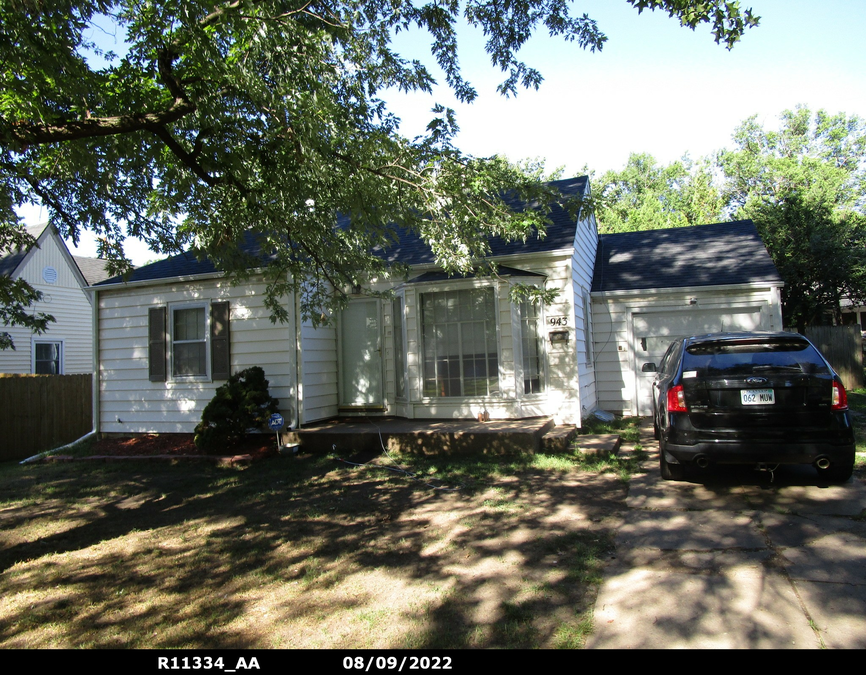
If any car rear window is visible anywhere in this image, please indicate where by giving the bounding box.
[682,338,830,376]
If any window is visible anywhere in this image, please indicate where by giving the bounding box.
[172,305,208,377]
[520,300,545,394]
[33,340,62,374]
[421,288,499,397]
[148,302,231,382]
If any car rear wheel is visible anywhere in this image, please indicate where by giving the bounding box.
[659,441,685,481]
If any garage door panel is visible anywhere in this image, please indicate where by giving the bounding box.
[633,307,764,415]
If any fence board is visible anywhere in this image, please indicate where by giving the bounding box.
[0,374,92,461]
[803,325,864,391]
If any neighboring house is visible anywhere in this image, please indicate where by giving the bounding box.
[0,223,111,374]
[91,178,785,435]
[591,220,785,416]
[840,299,865,330]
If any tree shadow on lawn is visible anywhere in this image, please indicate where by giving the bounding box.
[0,456,625,648]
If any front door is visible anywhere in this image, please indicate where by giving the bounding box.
[339,299,383,408]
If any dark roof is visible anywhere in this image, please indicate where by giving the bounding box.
[591,220,782,293]
[73,256,114,286]
[95,231,278,286]
[379,176,588,266]
[0,224,46,277]
[97,177,590,286]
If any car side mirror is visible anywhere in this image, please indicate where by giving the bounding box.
[641,362,658,373]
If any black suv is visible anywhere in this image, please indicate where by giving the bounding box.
[649,332,856,481]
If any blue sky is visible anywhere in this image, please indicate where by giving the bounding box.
[21,0,866,264]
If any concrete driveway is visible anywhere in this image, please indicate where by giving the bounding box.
[587,421,866,649]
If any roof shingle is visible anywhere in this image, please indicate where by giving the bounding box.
[591,220,782,293]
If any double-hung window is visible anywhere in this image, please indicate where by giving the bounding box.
[148,302,231,382]
[33,340,62,374]
[172,305,208,378]
[520,300,545,394]
[421,288,499,397]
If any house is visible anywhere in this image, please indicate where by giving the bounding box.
[90,178,784,435]
[0,223,111,374]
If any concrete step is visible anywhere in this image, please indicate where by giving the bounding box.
[539,424,578,453]
[573,433,622,457]
[287,417,558,456]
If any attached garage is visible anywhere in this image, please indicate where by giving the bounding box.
[590,221,784,416]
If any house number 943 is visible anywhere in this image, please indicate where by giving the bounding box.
[548,316,568,326]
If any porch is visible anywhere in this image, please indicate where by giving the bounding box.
[284,416,579,456]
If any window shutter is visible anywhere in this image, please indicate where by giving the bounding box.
[211,301,231,380]
[148,307,167,382]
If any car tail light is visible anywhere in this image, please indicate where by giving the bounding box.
[831,380,848,411]
[667,385,688,413]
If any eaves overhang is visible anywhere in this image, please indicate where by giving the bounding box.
[590,280,785,299]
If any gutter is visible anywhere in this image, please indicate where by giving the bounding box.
[591,280,785,299]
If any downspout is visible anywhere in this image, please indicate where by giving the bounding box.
[294,286,303,428]
[92,287,100,436]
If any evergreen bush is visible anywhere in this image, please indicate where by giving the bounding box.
[194,366,280,452]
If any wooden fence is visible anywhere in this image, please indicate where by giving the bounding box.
[802,325,864,391]
[0,374,92,461]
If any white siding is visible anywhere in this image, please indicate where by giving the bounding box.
[570,207,600,426]
[300,319,338,423]
[97,277,295,434]
[0,230,94,374]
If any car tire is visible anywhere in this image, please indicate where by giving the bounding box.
[653,418,660,440]
[816,457,855,483]
[659,441,685,481]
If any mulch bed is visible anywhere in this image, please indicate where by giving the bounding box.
[87,433,279,461]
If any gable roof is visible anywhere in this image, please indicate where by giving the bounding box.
[0,224,47,277]
[96,176,590,286]
[591,220,783,293]
[73,256,114,286]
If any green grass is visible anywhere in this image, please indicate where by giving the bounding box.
[577,415,642,444]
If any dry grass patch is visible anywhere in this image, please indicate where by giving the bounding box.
[0,451,625,648]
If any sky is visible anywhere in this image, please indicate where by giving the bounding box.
[19,0,866,265]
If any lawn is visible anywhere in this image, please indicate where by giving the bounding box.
[0,446,629,649]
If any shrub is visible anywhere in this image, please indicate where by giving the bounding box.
[194,366,280,452]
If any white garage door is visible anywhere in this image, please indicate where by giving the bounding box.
[632,307,764,415]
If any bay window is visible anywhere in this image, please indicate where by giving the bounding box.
[421,288,499,397]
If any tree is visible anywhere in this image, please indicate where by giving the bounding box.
[592,152,724,233]
[0,0,759,343]
[749,195,866,331]
[717,107,866,327]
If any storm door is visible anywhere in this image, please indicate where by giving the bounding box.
[339,299,384,409]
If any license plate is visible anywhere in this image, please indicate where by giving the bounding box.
[741,389,775,405]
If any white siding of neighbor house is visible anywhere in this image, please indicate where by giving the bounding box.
[97,277,296,434]
[592,284,784,416]
[1,230,94,374]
